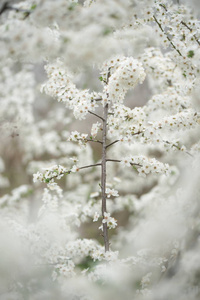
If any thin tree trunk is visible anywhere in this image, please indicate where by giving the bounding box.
[101,103,109,252]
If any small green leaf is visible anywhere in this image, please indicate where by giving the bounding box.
[31,4,37,10]
[27,189,33,195]
[63,37,70,43]
[110,13,119,19]
[103,28,112,35]
[99,76,103,81]
[68,3,77,11]
[187,50,194,58]
[132,165,137,171]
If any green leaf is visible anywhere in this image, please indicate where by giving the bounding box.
[99,76,103,81]
[132,165,137,171]
[68,3,78,11]
[103,28,112,36]
[27,189,33,195]
[110,13,119,19]
[31,4,37,10]
[187,50,194,58]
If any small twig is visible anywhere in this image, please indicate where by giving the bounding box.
[159,3,167,11]
[46,163,102,182]
[106,159,121,163]
[106,140,119,149]
[153,15,183,57]
[181,21,200,46]
[91,97,102,102]
[79,163,102,170]
[106,131,143,149]
[6,6,31,14]
[164,140,193,157]
[86,138,103,144]
[106,67,111,84]
[88,110,105,121]
[133,131,143,135]
[0,2,31,17]
[106,159,142,167]
[159,4,200,47]
[0,2,8,15]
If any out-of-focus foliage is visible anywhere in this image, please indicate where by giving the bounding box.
[0,0,200,299]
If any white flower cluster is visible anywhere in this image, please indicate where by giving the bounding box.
[0,19,59,62]
[101,56,146,103]
[68,131,88,146]
[38,188,62,216]
[41,62,75,101]
[91,249,119,262]
[152,1,200,79]
[146,89,190,113]
[0,66,35,126]
[42,61,101,120]
[93,210,118,230]
[91,122,102,138]
[108,104,146,139]
[140,47,179,89]
[53,260,75,280]
[0,185,31,208]
[141,272,152,289]
[65,239,100,259]
[33,165,68,188]
[152,109,199,131]
[93,212,100,222]
[121,156,170,177]
[101,212,117,230]
[105,188,119,198]
[31,0,78,28]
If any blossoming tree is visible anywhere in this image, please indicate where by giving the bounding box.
[0,0,200,299]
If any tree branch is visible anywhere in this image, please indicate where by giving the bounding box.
[153,15,183,57]
[46,163,102,182]
[181,21,200,46]
[159,3,199,47]
[106,159,142,167]
[0,2,31,17]
[0,2,9,15]
[88,110,105,121]
[105,131,143,150]
[106,140,119,149]
[106,159,121,163]
[79,163,102,170]
[164,140,193,157]
[91,97,102,102]
[77,138,103,144]
[86,139,103,144]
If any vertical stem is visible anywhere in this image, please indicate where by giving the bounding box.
[101,103,109,252]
